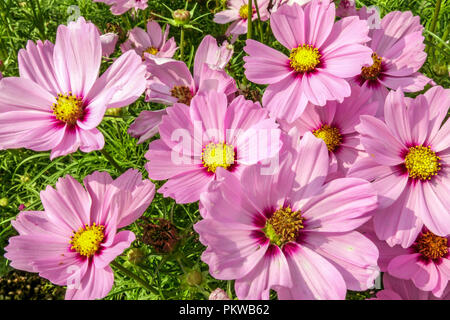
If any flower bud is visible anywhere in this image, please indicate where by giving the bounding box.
[0,197,8,207]
[173,9,191,25]
[209,288,231,300]
[127,248,146,265]
[186,270,203,286]
[432,64,448,76]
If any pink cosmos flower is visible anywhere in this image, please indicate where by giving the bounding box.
[93,0,148,15]
[280,85,377,178]
[4,169,155,300]
[194,132,379,299]
[352,9,430,116]
[145,90,281,204]
[214,0,270,38]
[372,274,450,300]
[0,17,146,159]
[128,35,236,144]
[100,32,119,57]
[362,222,450,298]
[120,21,177,60]
[243,0,372,123]
[348,86,450,248]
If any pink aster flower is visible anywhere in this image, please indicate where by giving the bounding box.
[120,21,177,60]
[214,0,270,38]
[348,86,450,248]
[243,0,372,123]
[372,274,450,300]
[280,85,377,178]
[93,0,148,15]
[352,9,430,116]
[145,90,281,204]
[128,35,236,144]
[4,169,155,300]
[0,17,146,159]
[195,132,379,299]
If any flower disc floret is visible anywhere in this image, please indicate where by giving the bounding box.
[202,142,235,173]
[313,124,342,152]
[404,146,441,180]
[263,206,304,247]
[170,86,193,106]
[289,44,321,73]
[70,223,105,258]
[415,231,448,261]
[52,92,84,125]
[361,53,382,80]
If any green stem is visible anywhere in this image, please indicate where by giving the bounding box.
[110,261,159,296]
[426,0,442,54]
[429,0,442,34]
[247,0,253,40]
[180,27,185,60]
[253,0,264,43]
[99,149,125,173]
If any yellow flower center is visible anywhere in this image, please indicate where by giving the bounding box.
[415,231,448,261]
[170,85,193,106]
[263,206,304,247]
[70,223,105,258]
[202,142,235,173]
[313,124,342,152]
[143,46,159,58]
[289,44,321,73]
[52,92,84,125]
[239,5,252,19]
[361,53,382,80]
[404,146,441,180]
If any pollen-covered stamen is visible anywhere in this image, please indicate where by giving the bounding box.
[289,44,321,73]
[52,92,84,125]
[415,231,448,261]
[170,86,193,106]
[313,124,342,152]
[239,5,253,19]
[142,46,159,59]
[202,142,235,173]
[404,145,441,180]
[263,206,304,247]
[361,53,382,80]
[70,223,105,258]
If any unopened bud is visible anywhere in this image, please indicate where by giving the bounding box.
[127,248,145,265]
[209,288,231,300]
[432,64,448,76]
[173,9,191,25]
[186,270,202,286]
[0,198,8,207]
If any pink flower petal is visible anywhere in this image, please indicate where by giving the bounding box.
[53,17,102,96]
[280,242,347,299]
[128,109,166,144]
[18,40,61,95]
[66,263,114,300]
[373,185,423,248]
[303,231,380,291]
[302,177,378,232]
[243,39,291,84]
[40,174,91,231]
[234,245,292,300]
